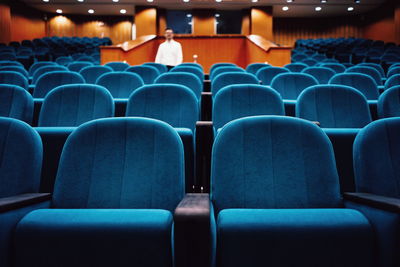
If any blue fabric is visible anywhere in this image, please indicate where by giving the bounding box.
[170,66,204,82]
[96,72,144,98]
[0,201,50,267]
[211,72,259,95]
[246,63,270,75]
[67,61,93,72]
[176,63,203,71]
[387,67,400,78]
[105,62,130,71]
[0,71,28,90]
[353,117,400,197]
[329,73,379,100]
[359,62,385,78]
[256,66,290,86]
[32,65,68,84]
[0,85,33,123]
[378,85,400,118]
[143,62,168,74]
[0,117,42,198]
[38,84,114,127]
[52,117,184,211]
[302,58,318,66]
[216,209,374,267]
[213,85,284,129]
[270,72,318,100]
[55,56,73,66]
[126,65,160,84]
[319,63,346,74]
[211,116,341,213]
[210,63,236,75]
[33,71,85,98]
[346,66,382,85]
[126,84,199,131]
[155,72,202,99]
[302,66,335,84]
[284,62,308,72]
[28,61,56,77]
[385,74,400,90]
[0,66,29,79]
[210,67,244,81]
[296,85,371,128]
[79,65,113,84]
[15,209,174,267]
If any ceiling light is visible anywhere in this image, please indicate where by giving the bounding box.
[354,0,360,3]
[215,13,220,17]
[186,14,192,17]
[43,0,49,2]
[321,0,327,3]
[77,0,84,2]
[347,6,354,11]
[286,0,294,2]
[146,0,153,2]
[282,6,289,11]
[315,6,322,11]
[88,9,94,14]
[215,0,222,2]
[120,9,127,14]
[252,0,259,2]
[183,0,190,2]
[56,9,62,14]
[113,0,119,2]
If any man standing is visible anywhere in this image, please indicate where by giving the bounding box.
[155,28,183,70]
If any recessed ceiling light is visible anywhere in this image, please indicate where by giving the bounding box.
[252,0,259,2]
[120,9,127,14]
[347,6,354,11]
[88,9,94,14]
[113,0,119,2]
[354,0,360,3]
[315,6,322,11]
[215,13,220,17]
[183,0,190,2]
[56,9,62,14]
[186,14,192,17]
[286,0,294,2]
[43,0,49,2]
[321,0,327,3]
[215,0,222,2]
[282,6,289,11]
[77,0,84,2]
[146,0,153,2]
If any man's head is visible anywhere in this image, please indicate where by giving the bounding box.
[165,28,174,41]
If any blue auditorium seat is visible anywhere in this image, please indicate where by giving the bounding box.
[358,62,385,78]
[209,63,236,76]
[33,71,85,98]
[0,61,24,68]
[0,85,33,123]
[32,65,68,85]
[0,71,28,90]
[346,66,383,86]
[387,67,400,78]
[319,63,346,73]
[296,85,371,128]
[377,85,400,118]
[213,84,284,129]
[143,62,168,74]
[0,66,29,79]
[210,67,245,81]
[126,65,160,84]
[14,117,185,267]
[302,66,336,84]
[0,117,47,267]
[301,58,318,66]
[170,65,204,82]
[55,56,73,66]
[211,116,375,267]
[105,61,130,71]
[67,61,94,72]
[270,72,318,100]
[211,72,259,95]
[155,72,202,100]
[245,63,270,75]
[38,84,114,126]
[96,72,144,98]
[28,61,56,78]
[177,63,203,71]
[79,65,113,84]
[256,66,290,86]
[384,74,400,90]
[329,73,379,100]
[283,62,308,72]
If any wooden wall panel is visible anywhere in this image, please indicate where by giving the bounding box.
[251,7,273,40]
[135,7,157,37]
[48,16,76,36]
[363,3,397,44]
[193,10,215,35]
[11,13,45,42]
[395,4,400,44]
[0,4,12,44]
[241,9,250,35]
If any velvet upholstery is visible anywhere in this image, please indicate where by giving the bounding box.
[387,67,400,78]
[31,65,68,84]
[126,65,160,84]
[0,85,33,123]
[79,65,113,84]
[358,62,385,78]
[67,61,93,72]
[212,85,284,129]
[296,85,372,128]
[0,117,42,198]
[210,67,244,81]
[329,73,380,100]
[155,72,202,99]
[177,63,203,71]
[33,71,85,98]
[28,61,56,77]
[385,74,400,90]
[209,63,236,76]
[96,72,144,98]
[319,63,346,73]
[270,72,318,100]
[0,66,29,79]
[283,62,308,72]
[0,71,28,90]
[346,66,382,85]
[211,72,259,95]
[105,62,130,71]
[302,66,336,84]
[143,62,168,74]
[170,66,204,82]
[126,84,199,131]
[256,66,290,86]
[246,63,270,75]
[378,86,400,118]
[38,84,114,127]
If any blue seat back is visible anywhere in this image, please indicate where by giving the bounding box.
[155,72,202,99]
[256,66,290,86]
[67,61,94,72]
[211,72,259,95]
[270,72,318,100]
[246,63,270,75]
[79,65,113,84]
[210,67,245,81]
[385,74,400,90]
[329,73,379,100]
[32,65,68,84]
[105,62,130,71]
[96,72,144,98]
[170,66,204,82]
[284,63,308,72]
[0,85,33,123]
[378,85,400,118]
[319,63,346,74]
[0,71,28,90]
[143,62,168,74]
[34,71,85,98]
[346,66,382,85]
[126,65,160,84]
[302,67,336,84]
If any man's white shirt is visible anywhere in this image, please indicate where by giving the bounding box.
[155,40,183,66]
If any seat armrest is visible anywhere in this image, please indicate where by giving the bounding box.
[0,193,52,213]
[174,193,211,267]
[344,192,400,213]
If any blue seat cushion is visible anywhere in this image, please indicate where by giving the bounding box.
[216,209,375,267]
[15,209,174,267]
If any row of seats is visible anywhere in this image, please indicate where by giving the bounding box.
[2,115,400,267]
